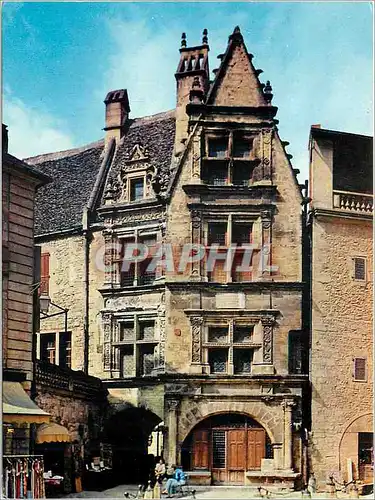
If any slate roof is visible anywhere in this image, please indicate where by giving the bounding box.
[28,140,105,236]
[28,110,176,237]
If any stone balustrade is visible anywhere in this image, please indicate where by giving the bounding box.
[333,190,373,213]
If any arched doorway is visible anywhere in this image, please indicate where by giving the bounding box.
[181,413,272,485]
[104,407,162,485]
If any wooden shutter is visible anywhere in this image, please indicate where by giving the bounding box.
[192,430,209,469]
[354,358,366,381]
[247,429,265,470]
[40,253,50,294]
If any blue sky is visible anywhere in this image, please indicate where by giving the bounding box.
[2,1,373,181]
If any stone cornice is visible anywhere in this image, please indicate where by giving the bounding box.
[165,281,304,291]
[183,183,277,198]
[312,207,372,222]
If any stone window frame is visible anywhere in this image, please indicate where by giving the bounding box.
[37,330,72,369]
[202,319,261,375]
[201,129,259,186]
[203,213,259,283]
[114,226,161,288]
[187,310,276,374]
[353,357,367,382]
[110,312,161,378]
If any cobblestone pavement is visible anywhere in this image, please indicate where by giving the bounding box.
[65,484,373,499]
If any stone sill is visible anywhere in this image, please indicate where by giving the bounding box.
[246,471,300,479]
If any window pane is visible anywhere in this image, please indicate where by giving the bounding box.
[209,349,228,373]
[208,223,227,245]
[208,137,228,158]
[139,345,155,376]
[233,326,254,343]
[139,259,156,285]
[233,349,253,374]
[354,358,366,381]
[121,263,135,286]
[233,163,251,186]
[232,223,252,245]
[208,327,228,343]
[59,332,72,369]
[359,433,373,465]
[139,321,155,341]
[202,162,228,185]
[121,346,134,376]
[354,258,366,280]
[120,323,134,341]
[130,178,144,201]
[233,138,253,158]
[40,333,56,365]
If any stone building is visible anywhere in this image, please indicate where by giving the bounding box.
[307,127,373,489]
[2,124,50,453]
[29,27,309,488]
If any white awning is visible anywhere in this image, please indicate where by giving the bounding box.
[2,381,50,424]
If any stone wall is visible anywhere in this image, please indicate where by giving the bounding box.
[310,216,373,486]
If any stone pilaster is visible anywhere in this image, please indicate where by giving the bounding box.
[282,400,296,470]
[191,131,202,182]
[166,399,180,466]
[190,210,202,280]
[261,128,273,180]
[190,316,204,373]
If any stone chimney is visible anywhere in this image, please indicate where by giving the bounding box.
[175,30,210,151]
[104,89,130,145]
[2,124,8,154]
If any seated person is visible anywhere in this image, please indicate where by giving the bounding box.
[155,458,166,484]
[162,465,186,497]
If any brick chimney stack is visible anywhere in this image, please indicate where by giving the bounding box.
[175,30,210,152]
[2,124,9,154]
[104,89,130,146]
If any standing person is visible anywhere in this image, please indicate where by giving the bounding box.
[162,465,185,498]
[155,458,166,484]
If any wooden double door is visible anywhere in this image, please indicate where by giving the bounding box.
[192,427,266,484]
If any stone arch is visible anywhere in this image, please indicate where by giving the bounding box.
[338,412,373,479]
[178,399,283,445]
[104,405,162,484]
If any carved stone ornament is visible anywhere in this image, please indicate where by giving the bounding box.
[126,144,149,162]
[260,209,272,229]
[116,209,166,225]
[261,316,274,364]
[166,399,180,411]
[191,210,202,230]
[190,316,204,363]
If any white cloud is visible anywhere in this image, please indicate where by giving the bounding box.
[3,93,75,159]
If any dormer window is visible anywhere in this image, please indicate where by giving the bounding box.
[130,178,144,202]
[233,137,253,159]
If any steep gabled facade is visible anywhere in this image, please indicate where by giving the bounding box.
[30,27,308,488]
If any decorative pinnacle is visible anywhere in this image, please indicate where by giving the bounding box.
[229,25,243,43]
[263,80,273,104]
[202,28,208,45]
[264,80,273,93]
[181,32,187,48]
[233,26,241,34]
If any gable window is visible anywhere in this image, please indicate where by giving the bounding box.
[130,178,144,201]
[353,357,367,381]
[353,257,366,281]
[39,331,72,369]
[202,132,256,186]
